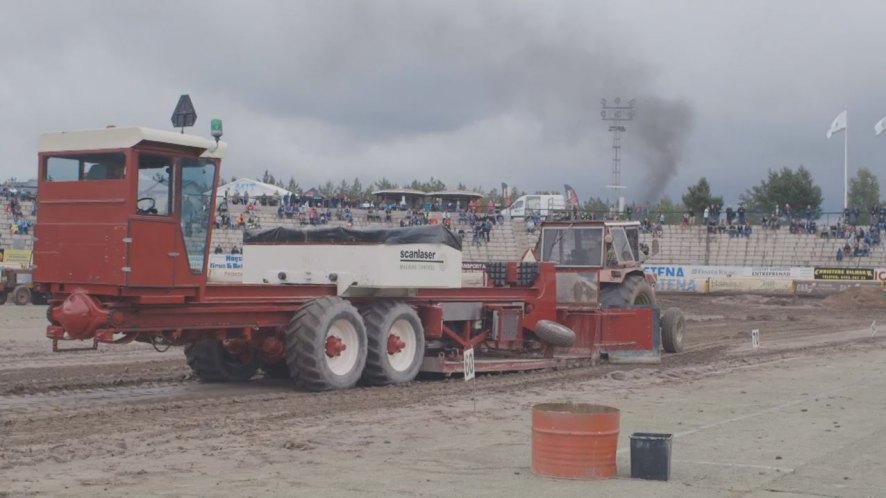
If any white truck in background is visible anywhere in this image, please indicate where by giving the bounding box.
[502,194,566,218]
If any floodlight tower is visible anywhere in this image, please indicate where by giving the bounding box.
[601,98,635,213]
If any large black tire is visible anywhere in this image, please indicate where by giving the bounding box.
[599,275,656,308]
[661,307,685,353]
[361,301,425,386]
[185,340,259,382]
[12,285,31,306]
[535,320,576,347]
[285,297,367,391]
[260,361,291,379]
[0,292,7,305]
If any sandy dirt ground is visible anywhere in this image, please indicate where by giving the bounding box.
[2,291,886,497]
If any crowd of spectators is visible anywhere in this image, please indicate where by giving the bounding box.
[5,194,33,236]
[829,206,884,261]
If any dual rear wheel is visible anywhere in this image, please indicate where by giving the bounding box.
[186,297,425,391]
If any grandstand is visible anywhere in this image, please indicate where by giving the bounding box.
[4,198,885,269]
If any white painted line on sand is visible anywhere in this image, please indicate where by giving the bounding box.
[673,459,794,473]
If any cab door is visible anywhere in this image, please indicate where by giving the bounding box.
[127,153,178,287]
[173,158,218,286]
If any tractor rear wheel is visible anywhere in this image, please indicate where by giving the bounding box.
[185,340,259,382]
[599,275,656,308]
[661,307,685,353]
[12,285,31,306]
[361,301,425,386]
[285,297,367,391]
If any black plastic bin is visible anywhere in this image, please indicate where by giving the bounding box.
[630,432,672,481]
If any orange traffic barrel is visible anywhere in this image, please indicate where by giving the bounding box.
[531,403,620,479]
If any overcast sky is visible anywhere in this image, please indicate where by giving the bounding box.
[2,0,885,211]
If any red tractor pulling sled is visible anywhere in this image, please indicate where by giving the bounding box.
[34,126,685,391]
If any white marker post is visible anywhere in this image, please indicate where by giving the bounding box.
[464,347,476,412]
[751,329,761,349]
[464,347,475,381]
[872,321,877,337]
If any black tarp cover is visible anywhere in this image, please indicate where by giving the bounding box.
[244,224,462,251]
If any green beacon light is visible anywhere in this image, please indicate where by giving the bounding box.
[210,119,223,144]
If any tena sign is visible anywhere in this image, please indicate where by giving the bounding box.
[643,265,685,278]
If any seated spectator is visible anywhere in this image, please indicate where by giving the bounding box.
[232,191,241,205]
[835,247,843,261]
[237,213,246,228]
[277,204,284,219]
[247,215,259,229]
[231,245,241,255]
[214,245,224,254]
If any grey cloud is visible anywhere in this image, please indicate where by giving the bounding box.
[2,0,885,210]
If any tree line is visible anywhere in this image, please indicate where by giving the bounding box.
[235,165,882,222]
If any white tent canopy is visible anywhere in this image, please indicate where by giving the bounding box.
[213,178,292,199]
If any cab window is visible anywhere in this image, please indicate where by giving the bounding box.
[44,153,126,182]
[610,227,636,263]
[137,155,173,216]
[541,227,603,266]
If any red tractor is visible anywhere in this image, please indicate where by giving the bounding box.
[34,125,684,391]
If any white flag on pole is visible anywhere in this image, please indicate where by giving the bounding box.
[827,111,847,139]
[875,116,886,136]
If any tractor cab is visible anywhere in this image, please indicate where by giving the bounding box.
[34,127,225,295]
[536,220,647,269]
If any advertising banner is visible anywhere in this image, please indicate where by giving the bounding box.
[208,254,243,283]
[813,267,875,281]
[795,281,879,296]
[644,265,812,281]
[708,277,794,295]
[2,248,32,269]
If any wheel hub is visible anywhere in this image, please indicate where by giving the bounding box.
[387,334,406,355]
[325,336,347,358]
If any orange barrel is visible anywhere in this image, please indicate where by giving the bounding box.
[531,403,620,479]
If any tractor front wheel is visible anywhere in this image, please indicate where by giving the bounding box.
[185,340,259,382]
[285,297,367,391]
[661,307,685,353]
[0,292,7,305]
